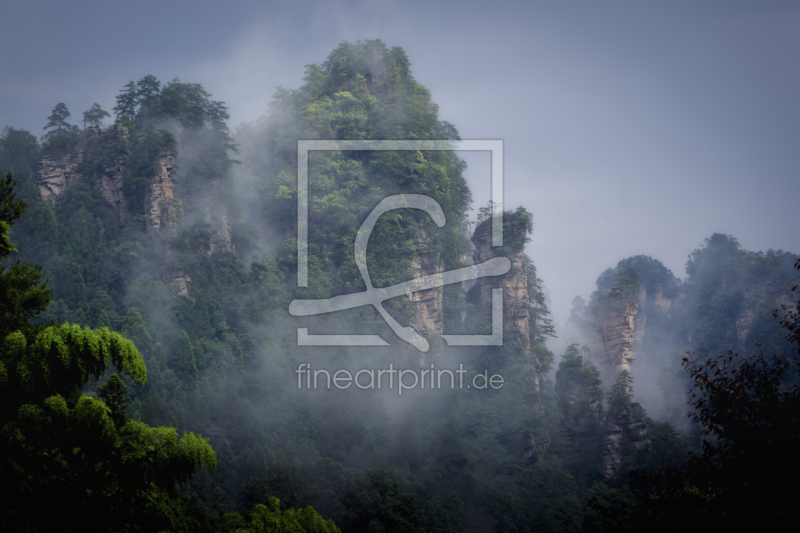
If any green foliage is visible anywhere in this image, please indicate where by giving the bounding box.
[527,254,556,358]
[82,103,111,128]
[126,125,177,215]
[677,233,797,361]
[585,482,637,532]
[0,175,216,532]
[236,466,423,533]
[0,126,41,180]
[114,79,139,121]
[0,173,51,340]
[474,204,533,252]
[239,39,471,329]
[555,344,604,475]
[607,370,633,411]
[2,324,146,405]
[172,330,198,380]
[97,372,129,428]
[44,102,75,133]
[222,496,340,533]
[629,348,800,531]
[613,267,640,296]
[596,255,680,297]
[42,102,80,154]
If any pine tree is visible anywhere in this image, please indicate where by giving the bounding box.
[44,102,75,134]
[113,79,139,120]
[82,103,111,129]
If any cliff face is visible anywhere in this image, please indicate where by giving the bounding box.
[38,152,82,201]
[406,230,444,336]
[36,125,180,233]
[591,287,639,379]
[600,401,650,478]
[208,210,234,253]
[144,153,177,234]
[471,216,548,460]
[35,125,234,251]
[38,125,130,225]
[36,125,194,294]
[505,430,550,462]
[471,220,531,352]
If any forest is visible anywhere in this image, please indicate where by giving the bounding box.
[1,40,798,532]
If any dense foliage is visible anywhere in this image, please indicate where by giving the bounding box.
[0,173,216,532]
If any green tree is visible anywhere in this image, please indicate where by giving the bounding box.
[114,79,139,121]
[0,174,216,532]
[526,255,556,348]
[44,102,75,134]
[608,370,634,409]
[136,74,161,105]
[43,103,79,153]
[172,329,198,379]
[82,103,111,129]
[97,372,129,428]
[221,496,341,533]
[0,173,50,340]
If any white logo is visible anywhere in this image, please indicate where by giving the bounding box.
[290,140,507,352]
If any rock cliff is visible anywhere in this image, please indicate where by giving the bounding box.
[471,219,531,352]
[36,125,195,293]
[37,125,130,225]
[406,230,444,336]
[38,152,82,201]
[144,153,177,234]
[470,215,549,460]
[591,286,639,381]
[504,430,550,462]
[471,215,544,401]
[36,125,180,232]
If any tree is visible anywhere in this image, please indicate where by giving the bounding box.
[136,74,162,118]
[114,79,139,120]
[172,329,198,379]
[136,74,161,101]
[774,258,800,350]
[42,103,79,153]
[221,497,341,533]
[0,173,49,340]
[44,102,75,134]
[82,103,111,129]
[97,373,129,428]
[526,255,556,347]
[0,173,216,532]
[608,369,634,408]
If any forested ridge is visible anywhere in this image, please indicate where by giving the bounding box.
[1,40,798,532]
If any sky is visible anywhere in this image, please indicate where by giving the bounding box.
[2,0,799,333]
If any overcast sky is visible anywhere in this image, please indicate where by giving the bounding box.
[3,0,799,331]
